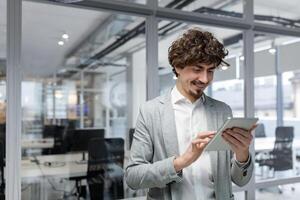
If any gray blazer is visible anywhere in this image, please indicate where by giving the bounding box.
[125,92,253,200]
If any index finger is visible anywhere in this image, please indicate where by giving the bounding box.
[196,131,216,139]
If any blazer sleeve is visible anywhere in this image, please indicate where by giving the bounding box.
[125,106,182,190]
[224,104,254,186]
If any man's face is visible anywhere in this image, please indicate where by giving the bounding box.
[175,63,216,101]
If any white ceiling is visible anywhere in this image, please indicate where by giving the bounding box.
[1,0,300,78]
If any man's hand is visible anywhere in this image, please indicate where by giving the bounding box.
[222,124,257,162]
[174,131,215,172]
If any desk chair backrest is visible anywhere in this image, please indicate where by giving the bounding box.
[87,138,124,200]
[272,126,294,171]
[254,123,266,138]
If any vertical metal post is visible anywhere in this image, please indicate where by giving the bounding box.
[126,54,133,149]
[243,0,255,199]
[6,0,22,199]
[105,73,110,137]
[146,0,159,100]
[275,46,283,126]
[80,70,84,128]
[52,73,56,124]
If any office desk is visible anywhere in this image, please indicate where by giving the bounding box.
[22,152,125,179]
[21,153,124,199]
[255,137,300,152]
[22,138,54,149]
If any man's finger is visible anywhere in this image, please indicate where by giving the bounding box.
[197,131,216,139]
[192,138,210,145]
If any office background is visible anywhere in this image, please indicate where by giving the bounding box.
[1,0,300,199]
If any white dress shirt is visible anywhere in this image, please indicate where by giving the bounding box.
[171,86,215,200]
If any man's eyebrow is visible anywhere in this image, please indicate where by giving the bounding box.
[208,66,217,70]
[195,65,216,70]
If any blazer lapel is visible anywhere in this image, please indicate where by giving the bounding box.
[158,93,180,157]
[203,94,219,189]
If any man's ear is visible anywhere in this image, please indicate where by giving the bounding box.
[174,66,181,76]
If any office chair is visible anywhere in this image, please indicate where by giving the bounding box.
[256,126,294,192]
[254,123,266,138]
[87,138,124,200]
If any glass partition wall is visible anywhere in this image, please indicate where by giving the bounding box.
[0,0,6,199]
[4,0,300,199]
[20,1,146,199]
[254,34,300,195]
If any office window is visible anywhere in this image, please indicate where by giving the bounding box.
[283,70,300,135]
[159,0,244,18]
[254,0,300,28]
[21,0,146,199]
[254,35,300,184]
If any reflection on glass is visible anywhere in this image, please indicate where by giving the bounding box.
[21,1,146,199]
[254,0,300,28]
[254,35,300,182]
[159,0,243,18]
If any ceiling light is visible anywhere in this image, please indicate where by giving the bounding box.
[221,65,229,71]
[62,33,69,39]
[58,41,64,46]
[268,48,276,54]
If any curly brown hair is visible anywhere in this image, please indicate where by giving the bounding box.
[168,28,229,77]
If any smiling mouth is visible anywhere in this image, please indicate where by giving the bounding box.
[192,82,206,89]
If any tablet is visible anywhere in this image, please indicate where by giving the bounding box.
[204,117,258,151]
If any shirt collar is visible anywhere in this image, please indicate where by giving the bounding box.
[171,85,205,105]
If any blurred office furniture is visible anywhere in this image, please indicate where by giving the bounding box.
[68,128,105,161]
[255,123,266,138]
[42,125,67,155]
[66,128,105,199]
[128,128,135,149]
[0,141,4,200]
[0,124,5,158]
[0,124,5,200]
[87,138,124,200]
[256,126,294,192]
[257,126,294,176]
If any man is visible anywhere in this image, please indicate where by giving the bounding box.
[125,28,254,200]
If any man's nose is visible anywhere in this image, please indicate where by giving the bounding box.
[198,72,209,84]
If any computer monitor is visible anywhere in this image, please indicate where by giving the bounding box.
[67,128,105,162]
[43,125,65,138]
